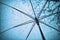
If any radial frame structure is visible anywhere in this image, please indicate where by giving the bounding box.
[0,0,60,40]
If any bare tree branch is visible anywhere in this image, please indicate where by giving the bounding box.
[39,1,59,20]
[49,5,60,23]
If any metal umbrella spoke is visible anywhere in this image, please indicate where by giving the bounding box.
[34,17,45,40]
[39,21,60,32]
[25,23,35,40]
[29,0,36,17]
[39,11,60,20]
[0,2,35,20]
[37,22,46,40]
[0,20,34,34]
[29,0,46,39]
[37,0,48,18]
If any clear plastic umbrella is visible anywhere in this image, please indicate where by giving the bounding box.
[0,0,60,40]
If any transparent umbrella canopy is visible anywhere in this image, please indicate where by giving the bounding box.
[0,0,60,40]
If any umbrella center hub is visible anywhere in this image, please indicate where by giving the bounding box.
[35,17,39,25]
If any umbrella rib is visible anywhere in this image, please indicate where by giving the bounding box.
[39,11,60,20]
[0,2,34,20]
[37,0,48,18]
[37,23,46,40]
[0,20,34,34]
[25,23,35,40]
[39,21,60,32]
[29,0,36,17]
